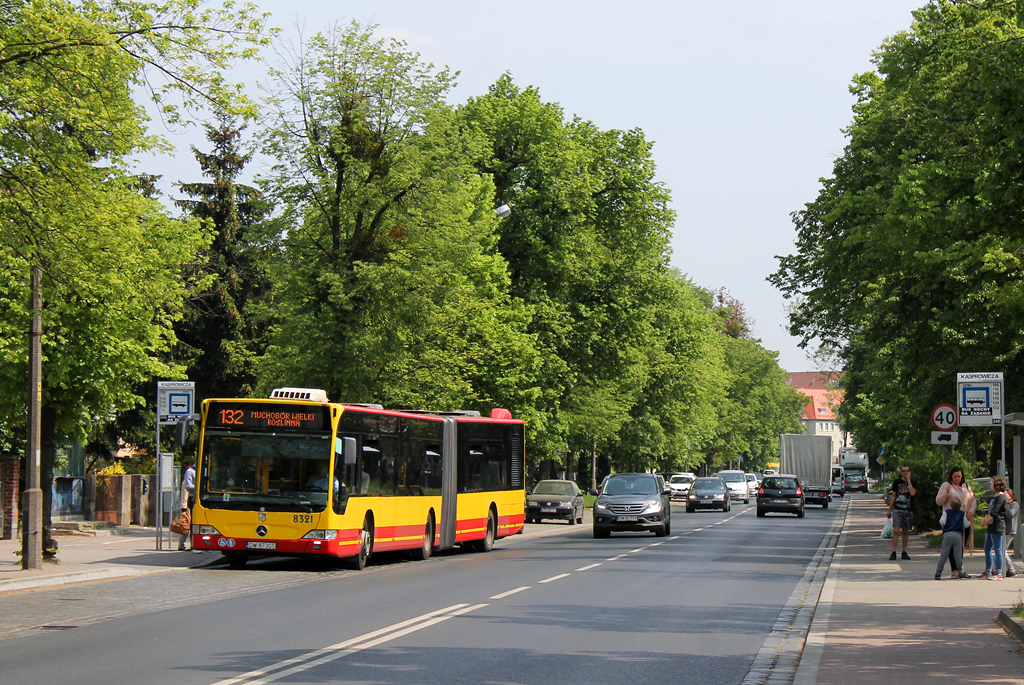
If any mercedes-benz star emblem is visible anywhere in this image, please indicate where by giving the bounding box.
[256,525,268,537]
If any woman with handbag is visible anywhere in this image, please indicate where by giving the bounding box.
[177,462,196,551]
[981,476,1009,580]
[936,467,975,576]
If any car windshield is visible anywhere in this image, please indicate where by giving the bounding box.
[746,474,756,481]
[533,482,575,496]
[720,472,745,483]
[603,476,658,495]
[670,475,694,484]
[200,429,333,512]
[765,478,798,489]
[692,479,724,491]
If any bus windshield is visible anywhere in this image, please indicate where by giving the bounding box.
[200,429,333,512]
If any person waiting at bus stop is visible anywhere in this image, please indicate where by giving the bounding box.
[178,461,197,552]
[888,465,917,561]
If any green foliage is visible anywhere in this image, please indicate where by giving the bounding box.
[257,23,540,424]
[772,1,1024,460]
[174,116,273,401]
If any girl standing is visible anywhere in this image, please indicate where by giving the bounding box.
[936,467,975,576]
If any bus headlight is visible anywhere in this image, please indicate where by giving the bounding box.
[193,525,221,536]
[302,530,338,540]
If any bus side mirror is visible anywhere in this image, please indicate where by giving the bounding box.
[175,418,189,447]
[343,437,357,465]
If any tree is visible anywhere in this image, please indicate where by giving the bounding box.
[0,0,271,552]
[257,22,540,417]
[771,1,1024,463]
[174,116,273,401]
[459,76,683,470]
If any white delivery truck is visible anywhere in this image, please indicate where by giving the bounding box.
[779,434,833,508]
[839,451,869,492]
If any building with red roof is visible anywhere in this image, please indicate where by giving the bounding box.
[786,372,851,461]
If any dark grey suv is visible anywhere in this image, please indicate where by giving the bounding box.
[590,473,671,538]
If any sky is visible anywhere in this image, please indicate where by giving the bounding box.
[143,0,927,372]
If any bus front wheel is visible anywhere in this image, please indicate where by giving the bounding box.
[225,552,248,569]
[346,518,372,570]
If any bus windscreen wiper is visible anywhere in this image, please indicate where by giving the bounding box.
[256,493,314,512]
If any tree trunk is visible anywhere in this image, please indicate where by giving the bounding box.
[41,404,57,557]
[565,450,574,483]
[590,439,597,492]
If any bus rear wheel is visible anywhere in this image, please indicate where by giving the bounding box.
[345,518,372,570]
[411,514,434,561]
[473,509,496,553]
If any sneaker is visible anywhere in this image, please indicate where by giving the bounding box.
[889,551,897,561]
[192,549,203,554]
[951,571,960,579]
[1007,571,1017,577]
[990,574,1004,581]
[177,544,186,551]
[901,551,911,560]
[935,573,942,580]
[980,571,990,579]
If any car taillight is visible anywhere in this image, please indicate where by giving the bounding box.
[758,488,764,495]
[796,488,802,495]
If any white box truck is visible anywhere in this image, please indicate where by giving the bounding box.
[779,434,833,507]
[839,451,869,492]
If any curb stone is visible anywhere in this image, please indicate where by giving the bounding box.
[997,609,1024,646]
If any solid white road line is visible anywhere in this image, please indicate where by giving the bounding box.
[211,603,475,685]
[575,563,603,571]
[490,586,530,599]
[538,573,571,584]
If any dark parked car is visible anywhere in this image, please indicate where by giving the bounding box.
[526,480,584,524]
[590,473,671,538]
[685,477,731,512]
[757,475,805,518]
[845,472,868,493]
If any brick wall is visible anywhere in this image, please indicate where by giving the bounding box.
[1,455,20,540]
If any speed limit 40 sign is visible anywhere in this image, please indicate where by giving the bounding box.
[932,404,958,431]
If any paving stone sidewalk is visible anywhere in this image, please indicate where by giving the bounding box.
[0,527,209,594]
[816,496,1024,684]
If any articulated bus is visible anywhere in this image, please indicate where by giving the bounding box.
[189,388,526,569]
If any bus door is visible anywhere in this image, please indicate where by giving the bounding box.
[439,417,458,550]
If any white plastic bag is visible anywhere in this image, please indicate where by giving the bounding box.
[881,518,894,539]
[939,511,947,526]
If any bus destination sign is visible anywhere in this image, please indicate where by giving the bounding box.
[208,402,328,431]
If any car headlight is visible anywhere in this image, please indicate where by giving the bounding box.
[643,499,661,513]
[595,501,608,510]
[714,494,725,500]
[688,494,696,500]
[302,530,338,540]
[560,501,572,508]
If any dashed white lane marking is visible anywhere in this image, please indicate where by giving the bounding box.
[669,536,680,540]
[213,603,486,685]
[538,573,571,584]
[607,554,626,561]
[629,547,645,553]
[575,563,603,571]
[649,542,663,547]
[489,586,530,599]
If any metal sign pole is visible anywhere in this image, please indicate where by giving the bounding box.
[154,418,161,551]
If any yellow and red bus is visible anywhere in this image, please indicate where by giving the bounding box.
[190,388,525,569]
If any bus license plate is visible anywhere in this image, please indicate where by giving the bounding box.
[540,508,556,513]
[617,515,638,522]
[245,541,276,550]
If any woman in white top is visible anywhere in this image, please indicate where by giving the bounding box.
[936,467,976,575]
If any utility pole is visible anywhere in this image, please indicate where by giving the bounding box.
[22,264,42,570]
